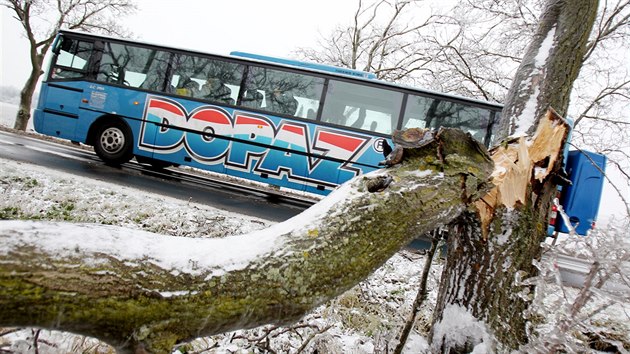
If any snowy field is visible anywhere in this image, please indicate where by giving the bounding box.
[0,102,33,131]
[1,103,629,353]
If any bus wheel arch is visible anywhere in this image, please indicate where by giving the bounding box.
[89,116,134,166]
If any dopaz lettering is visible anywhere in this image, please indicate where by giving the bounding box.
[139,96,382,188]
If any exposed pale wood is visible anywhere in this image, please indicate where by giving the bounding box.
[475,109,570,238]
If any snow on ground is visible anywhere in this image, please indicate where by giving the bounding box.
[0,157,270,238]
[0,155,441,353]
[3,155,629,354]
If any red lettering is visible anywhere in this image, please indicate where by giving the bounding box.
[318,130,365,152]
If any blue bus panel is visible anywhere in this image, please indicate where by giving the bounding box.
[555,150,607,235]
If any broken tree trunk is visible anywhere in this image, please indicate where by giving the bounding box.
[0,128,493,353]
[430,0,598,350]
[431,109,571,352]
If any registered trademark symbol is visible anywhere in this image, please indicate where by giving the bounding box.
[373,138,386,153]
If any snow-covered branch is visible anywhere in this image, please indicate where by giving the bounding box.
[0,128,493,353]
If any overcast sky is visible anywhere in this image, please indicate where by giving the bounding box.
[1,0,360,88]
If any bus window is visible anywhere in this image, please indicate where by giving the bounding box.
[402,95,492,143]
[321,80,403,135]
[245,66,325,119]
[170,54,244,104]
[51,38,93,79]
[96,42,170,89]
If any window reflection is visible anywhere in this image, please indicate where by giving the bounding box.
[403,95,491,143]
[52,38,93,79]
[245,67,324,118]
[96,42,170,89]
[321,80,403,135]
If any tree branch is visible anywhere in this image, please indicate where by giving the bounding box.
[0,128,493,353]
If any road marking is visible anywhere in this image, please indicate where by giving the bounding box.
[0,136,94,162]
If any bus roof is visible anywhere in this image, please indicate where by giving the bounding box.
[230,51,377,80]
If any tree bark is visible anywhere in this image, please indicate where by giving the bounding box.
[432,110,571,352]
[0,128,493,353]
[14,59,43,131]
[497,0,598,142]
[11,1,47,131]
[430,0,598,352]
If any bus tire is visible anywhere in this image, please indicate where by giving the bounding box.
[94,120,134,166]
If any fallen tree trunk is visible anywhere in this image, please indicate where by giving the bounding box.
[0,128,493,353]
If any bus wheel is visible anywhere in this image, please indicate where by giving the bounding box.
[94,121,133,165]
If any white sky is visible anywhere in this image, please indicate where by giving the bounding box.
[1,0,359,88]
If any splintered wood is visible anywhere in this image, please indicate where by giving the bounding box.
[475,108,571,239]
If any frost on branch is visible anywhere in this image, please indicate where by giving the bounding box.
[518,219,630,353]
[0,127,493,353]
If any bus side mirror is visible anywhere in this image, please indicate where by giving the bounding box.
[54,36,75,55]
[52,37,63,55]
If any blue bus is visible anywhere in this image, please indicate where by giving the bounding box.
[34,30,502,196]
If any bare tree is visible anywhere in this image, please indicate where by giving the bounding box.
[417,0,544,102]
[436,0,630,212]
[1,0,136,131]
[569,0,630,213]
[294,0,437,83]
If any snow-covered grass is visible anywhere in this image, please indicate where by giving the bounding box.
[2,155,629,354]
[0,158,270,238]
[0,156,442,353]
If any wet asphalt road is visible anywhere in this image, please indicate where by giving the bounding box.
[0,130,309,222]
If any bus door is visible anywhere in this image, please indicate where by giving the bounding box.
[39,37,95,139]
[39,83,84,139]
